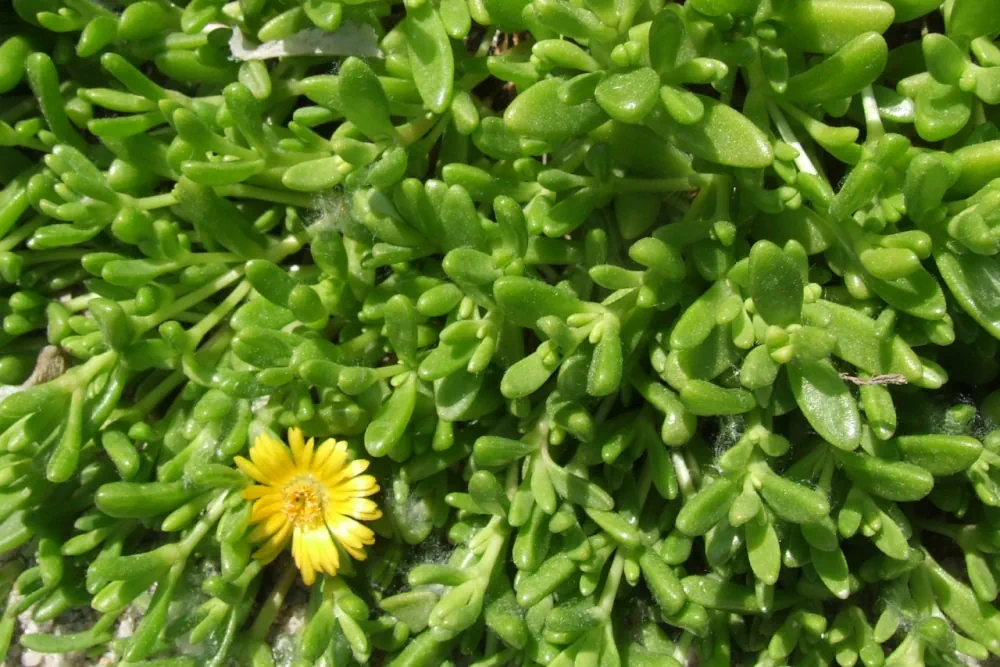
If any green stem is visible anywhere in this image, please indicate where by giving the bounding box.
[672,450,697,498]
[7,138,48,152]
[505,462,519,498]
[637,455,654,507]
[615,176,703,193]
[397,114,439,146]
[22,249,87,265]
[410,113,452,154]
[0,215,45,252]
[172,310,212,324]
[375,363,407,380]
[234,560,264,590]
[64,0,117,18]
[594,392,619,425]
[64,293,97,312]
[111,371,185,424]
[135,193,179,210]
[216,184,315,209]
[598,551,625,616]
[206,606,241,667]
[917,518,960,541]
[134,267,244,333]
[674,631,695,665]
[266,229,311,263]
[337,327,381,361]
[186,279,251,344]
[765,104,872,277]
[681,182,715,223]
[185,252,242,265]
[249,562,298,642]
[179,490,230,557]
[980,450,1000,467]
[92,611,122,635]
[716,174,733,221]
[475,528,508,577]
[861,85,885,141]
[54,350,116,391]
[768,101,820,177]
[0,97,38,125]
[972,99,988,126]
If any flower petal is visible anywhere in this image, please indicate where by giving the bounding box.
[327,513,376,554]
[250,496,284,523]
[292,529,316,585]
[235,456,272,485]
[315,441,350,479]
[333,497,383,522]
[312,439,343,471]
[301,438,316,471]
[241,485,273,500]
[288,428,306,465]
[249,511,288,542]
[252,520,293,564]
[252,439,296,482]
[330,474,380,497]
[236,427,380,583]
[324,459,370,488]
[294,525,340,582]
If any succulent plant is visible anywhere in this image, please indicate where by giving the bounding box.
[3,0,1000,665]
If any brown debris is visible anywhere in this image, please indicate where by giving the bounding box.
[839,373,908,386]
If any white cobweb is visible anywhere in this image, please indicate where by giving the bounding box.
[228,23,382,61]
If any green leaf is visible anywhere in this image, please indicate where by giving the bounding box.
[494,276,588,328]
[676,478,739,536]
[504,78,608,142]
[936,250,1000,340]
[836,450,935,501]
[947,0,1000,39]
[868,269,948,321]
[679,380,755,416]
[364,374,418,457]
[787,360,861,451]
[784,32,888,104]
[802,301,922,382]
[777,0,895,54]
[647,96,774,168]
[546,463,614,511]
[594,68,660,124]
[670,281,734,350]
[810,546,851,599]
[895,434,983,475]
[400,2,455,114]
[952,140,1000,195]
[639,550,686,615]
[434,370,484,421]
[758,471,830,524]
[746,512,781,585]
[749,241,803,326]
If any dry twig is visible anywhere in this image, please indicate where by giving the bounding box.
[839,373,908,386]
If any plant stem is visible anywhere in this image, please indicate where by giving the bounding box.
[249,562,298,642]
[768,101,820,177]
[861,85,885,141]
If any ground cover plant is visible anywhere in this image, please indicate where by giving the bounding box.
[3,0,1000,665]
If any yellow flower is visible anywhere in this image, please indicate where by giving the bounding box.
[234,428,382,585]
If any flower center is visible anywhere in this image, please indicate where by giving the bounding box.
[281,477,325,528]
